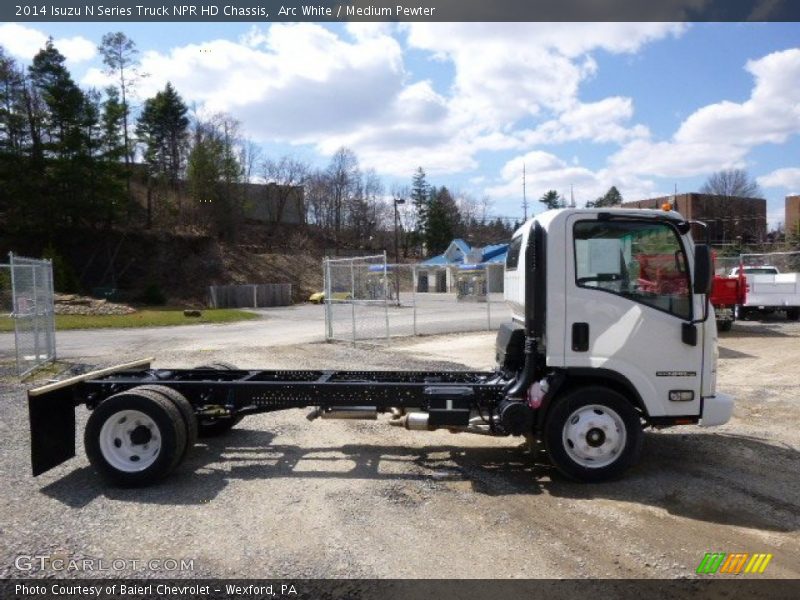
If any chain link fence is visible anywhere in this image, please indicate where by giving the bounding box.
[324,254,390,344]
[323,255,510,345]
[716,251,800,276]
[1,253,56,377]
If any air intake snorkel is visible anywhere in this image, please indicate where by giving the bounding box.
[506,220,546,399]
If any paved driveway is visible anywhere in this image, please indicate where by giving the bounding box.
[0,305,327,363]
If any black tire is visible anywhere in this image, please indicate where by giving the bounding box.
[717,319,733,332]
[134,385,198,458]
[544,386,643,483]
[193,362,244,437]
[787,308,800,321]
[84,389,187,486]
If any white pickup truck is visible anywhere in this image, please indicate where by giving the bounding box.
[730,265,800,321]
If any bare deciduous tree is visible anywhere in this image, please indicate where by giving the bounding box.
[262,155,309,224]
[700,169,762,198]
[326,147,360,249]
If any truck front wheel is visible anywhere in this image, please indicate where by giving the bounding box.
[786,308,800,321]
[717,319,733,332]
[544,387,643,482]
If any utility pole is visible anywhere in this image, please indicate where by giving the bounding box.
[522,163,528,221]
[570,184,576,208]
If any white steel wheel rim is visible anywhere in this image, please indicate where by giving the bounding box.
[562,404,627,469]
[98,409,161,472]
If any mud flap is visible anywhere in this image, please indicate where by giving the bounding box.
[28,387,76,476]
[26,357,154,476]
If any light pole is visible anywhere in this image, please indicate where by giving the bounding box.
[393,197,405,304]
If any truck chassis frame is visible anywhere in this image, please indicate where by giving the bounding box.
[29,358,508,478]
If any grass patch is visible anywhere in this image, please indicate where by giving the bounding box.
[0,309,260,331]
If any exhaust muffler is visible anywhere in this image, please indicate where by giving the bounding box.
[389,413,496,436]
[389,412,433,430]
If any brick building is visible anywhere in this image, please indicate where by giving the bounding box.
[622,193,766,244]
[786,195,800,239]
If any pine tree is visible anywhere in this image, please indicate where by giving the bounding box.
[98,32,141,172]
[29,39,92,227]
[137,82,189,226]
[588,186,623,208]
[410,167,429,233]
[425,186,461,255]
[540,189,563,210]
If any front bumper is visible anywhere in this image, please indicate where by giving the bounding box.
[699,392,734,427]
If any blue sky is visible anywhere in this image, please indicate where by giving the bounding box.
[1,21,799,226]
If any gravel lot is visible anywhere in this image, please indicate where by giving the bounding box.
[1,319,799,579]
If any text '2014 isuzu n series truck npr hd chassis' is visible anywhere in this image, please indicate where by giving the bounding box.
[27,208,734,486]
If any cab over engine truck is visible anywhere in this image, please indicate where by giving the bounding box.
[27,209,734,486]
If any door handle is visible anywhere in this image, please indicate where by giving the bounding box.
[572,322,589,352]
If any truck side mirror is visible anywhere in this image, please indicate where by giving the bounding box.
[693,244,713,295]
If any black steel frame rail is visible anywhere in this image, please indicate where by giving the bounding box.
[77,369,508,413]
[29,367,509,476]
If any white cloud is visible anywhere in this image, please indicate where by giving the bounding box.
[54,36,96,63]
[0,24,95,64]
[518,97,650,146]
[608,139,749,178]
[675,48,800,148]
[485,150,659,209]
[600,47,800,183]
[77,23,682,180]
[404,23,684,125]
[85,24,405,139]
[758,167,800,193]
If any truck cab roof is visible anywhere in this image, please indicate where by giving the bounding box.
[511,207,686,239]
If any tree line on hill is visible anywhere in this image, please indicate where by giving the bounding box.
[0,33,516,259]
[3,32,781,264]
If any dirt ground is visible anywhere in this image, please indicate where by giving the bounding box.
[1,319,798,579]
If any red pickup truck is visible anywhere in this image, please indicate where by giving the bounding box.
[710,269,746,331]
[635,253,745,332]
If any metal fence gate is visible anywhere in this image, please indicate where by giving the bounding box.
[1,253,56,377]
[323,255,511,345]
[324,254,390,344]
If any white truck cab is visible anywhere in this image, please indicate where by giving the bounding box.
[497,208,734,480]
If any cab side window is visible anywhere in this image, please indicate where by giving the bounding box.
[573,220,692,320]
[506,235,522,270]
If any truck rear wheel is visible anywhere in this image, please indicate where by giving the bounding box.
[133,385,198,459]
[194,362,244,437]
[84,389,187,486]
[787,308,800,321]
[734,305,750,321]
[544,387,643,482]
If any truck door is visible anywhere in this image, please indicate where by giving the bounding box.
[563,214,704,418]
